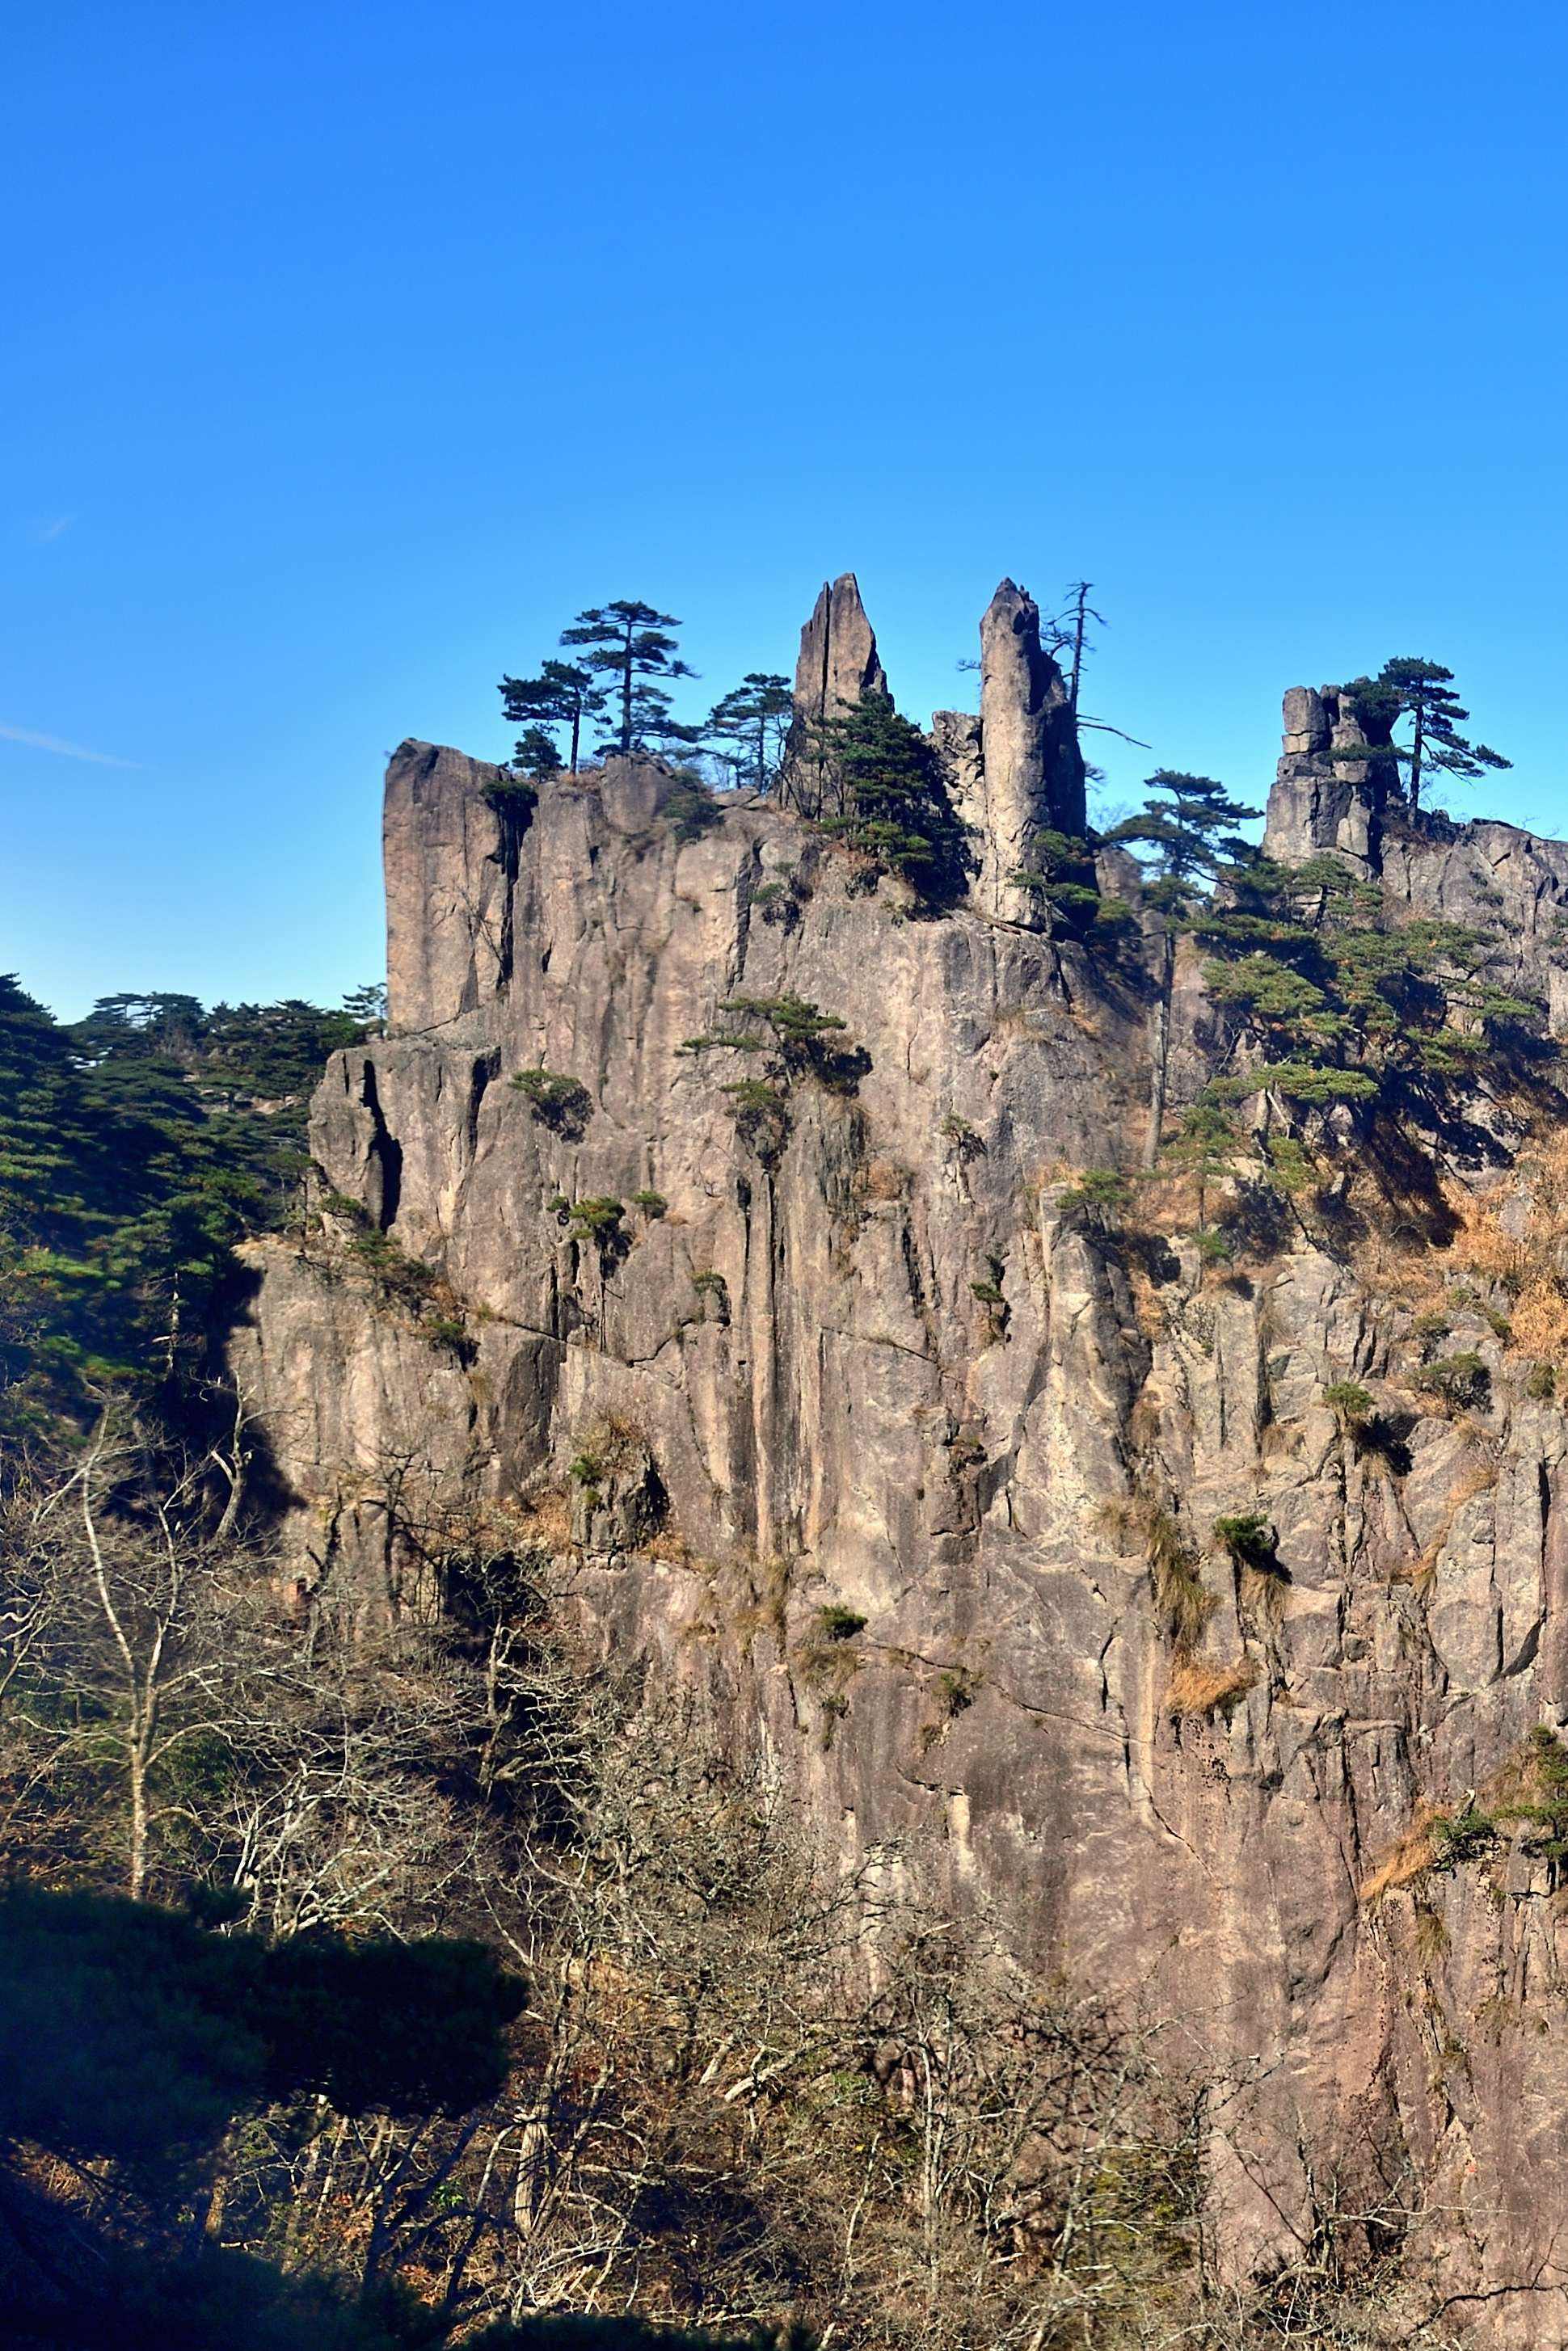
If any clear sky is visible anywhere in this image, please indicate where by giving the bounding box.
[6,1,1566,1020]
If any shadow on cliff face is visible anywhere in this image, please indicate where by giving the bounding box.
[205,1250,307,1528]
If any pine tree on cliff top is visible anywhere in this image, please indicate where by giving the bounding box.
[496,657,605,773]
[704,672,793,793]
[560,600,699,757]
[807,693,971,907]
[1338,658,1510,812]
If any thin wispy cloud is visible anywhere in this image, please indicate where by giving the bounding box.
[0,723,140,769]
[34,515,75,543]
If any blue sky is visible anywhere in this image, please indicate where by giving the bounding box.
[5,0,1566,1019]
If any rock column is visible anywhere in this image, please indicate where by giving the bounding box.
[781,573,887,811]
[955,580,1085,926]
[1260,685,1382,872]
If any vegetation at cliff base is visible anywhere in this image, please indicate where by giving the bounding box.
[0,978,381,1433]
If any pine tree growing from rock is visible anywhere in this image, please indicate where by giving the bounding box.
[704,672,794,792]
[1106,773,1261,1165]
[1338,657,1510,812]
[497,657,605,773]
[560,600,698,757]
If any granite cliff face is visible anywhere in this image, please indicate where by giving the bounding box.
[235,585,1568,2342]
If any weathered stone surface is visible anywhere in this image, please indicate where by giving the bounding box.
[962,580,1087,927]
[790,571,887,724]
[1263,692,1568,1033]
[385,739,511,1030]
[1262,685,1380,872]
[236,729,1568,2343]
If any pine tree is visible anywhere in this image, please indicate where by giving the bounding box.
[559,600,698,757]
[1188,857,1544,1119]
[1339,659,1510,812]
[512,724,563,777]
[496,658,605,773]
[1106,773,1262,1165]
[1046,580,1105,719]
[704,673,794,793]
[807,695,971,906]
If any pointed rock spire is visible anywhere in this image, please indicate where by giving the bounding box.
[790,572,887,724]
[959,580,1085,925]
[780,572,888,813]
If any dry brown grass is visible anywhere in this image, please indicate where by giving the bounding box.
[854,1158,909,1204]
[1165,1654,1258,1719]
[1447,1131,1568,1361]
[515,1483,572,1553]
[1126,1262,1170,1340]
[1359,1805,1444,1903]
[722,1553,793,1645]
[644,1526,702,1569]
[1100,1496,1214,1653]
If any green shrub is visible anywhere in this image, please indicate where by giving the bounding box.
[665,779,723,842]
[423,1315,470,1355]
[1528,1362,1557,1401]
[318,1189,369,1226]
[721,1080,790,1163]
[1498,1727,1568,1867]
[1322,1379,1374,1425]
[567,1196,626,1248]
[1262,1134,1316,1196]
[1059,1169,1131,1228]
[482,774,538,826]
[934,1666,977,1716]
[347,1225,437,1308]
[630,1189,668,1217]
[969,1279,1005,1308]
[1412,1350,1489,1409]
[816,1603,867,1641]
[1212,1512,1277,1569]
[512,1068,592,1135]
[1430,1805,1498,1868]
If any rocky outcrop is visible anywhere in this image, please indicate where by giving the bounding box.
[236,666,1568,2341]
[947,580,1088,926]
[1262,685,1384,874]
[780,572,888,812]
[790,572,887,723]
[1263,690,1568,1032]
[385,739,513,1030]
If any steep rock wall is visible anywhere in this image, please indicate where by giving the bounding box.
[235,713,1568,2342]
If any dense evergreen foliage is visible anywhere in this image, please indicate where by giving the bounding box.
[1191,854,1545,1114]
[0,978,378,1430]
[805,694,971,904]
[702,672,793,792]
[498,659,607,776]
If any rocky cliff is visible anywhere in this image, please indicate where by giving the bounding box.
[234,583,1568,2343]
